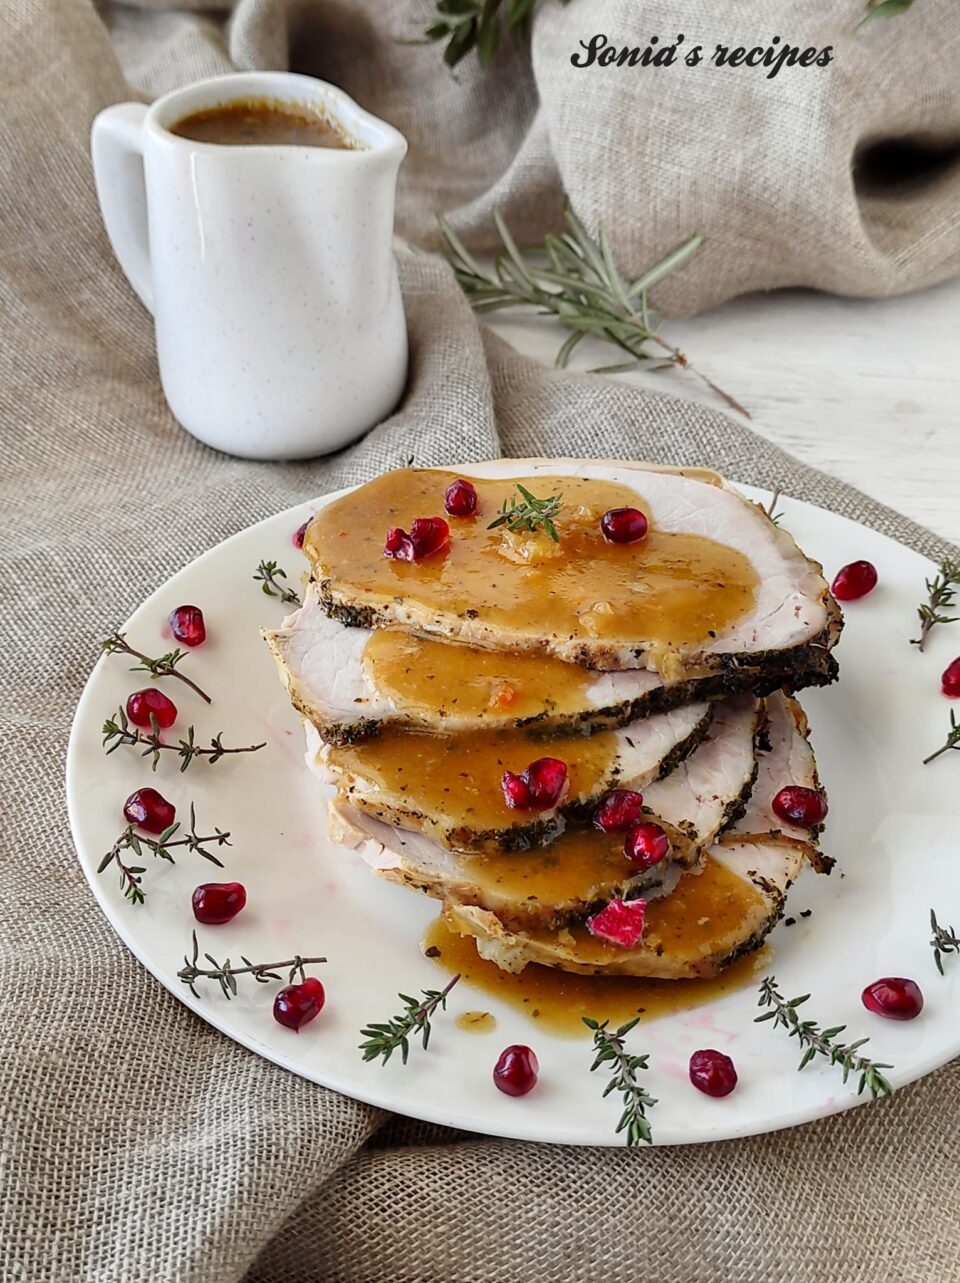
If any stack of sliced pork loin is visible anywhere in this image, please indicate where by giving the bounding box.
[266,461,841,981]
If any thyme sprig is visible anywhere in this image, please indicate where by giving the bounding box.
[254,560,301,607]
[419,0,569,69]
[102,632,211,704]
[857,0,915,30]
[102,706,266,772]
[923,710,960,766]
[359,974,461,1064]
[765,487,783,526]
[178,930,326,999]
[583,1016,657,1146]
[911,558,959,651]
[488,484,563,542]
[931,909,960,975]
[439,207,748,419]
[755,976,893,1099]
[97,803,230,905]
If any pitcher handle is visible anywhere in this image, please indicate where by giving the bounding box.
[90,102,154,313]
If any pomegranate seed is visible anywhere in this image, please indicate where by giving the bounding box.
[586,898,646,948]
[493,1044,540,1097]
[862,976,923,1021]
[384,516,450,562]
[293,520,309,549]
[601,507,648,545]
[772,786,828,828]
[831,560,878,601]
[273,976,326,1032]
[444,479,478,517]
[126,688,177,729]
[501,757,568,810]
[123,787,176,834]
[192,882,247,926]
[689,1049,738,1098]
[624,821,671,867]
[168,604,206,647]
[942,657,960,698]
[593,788,645,832]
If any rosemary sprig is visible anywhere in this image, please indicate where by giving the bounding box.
[755,976,893,1099]
[419,0,570,68]
[857,0,915,30]
[102,706,266,772]
[102,632,212,704]
[583,1016,657,1146]
[439,207,748,419]
[97,803,230,905]
[911,558,959,651]
[923,709,960,765]
[488,484,563,542]
[359,974,461,1064]
[254,560,301,607]
[178,930,326,999]
[931,909,960,975]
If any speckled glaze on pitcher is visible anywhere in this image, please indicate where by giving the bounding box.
[91,72,408,460]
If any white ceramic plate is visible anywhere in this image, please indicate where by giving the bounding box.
[66,471,960,1146]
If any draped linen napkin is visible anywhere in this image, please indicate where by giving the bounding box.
[2,3,959,1282]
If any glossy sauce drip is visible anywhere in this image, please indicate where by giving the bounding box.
[326,724,618,836]
[306,470,758,652]
[362,630,595,722]
[455,1010,497,1034]
[171,99,358,149]
[457,820,690,916]
[423,916,769,1038]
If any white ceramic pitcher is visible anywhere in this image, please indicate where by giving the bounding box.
[91,72,409,460]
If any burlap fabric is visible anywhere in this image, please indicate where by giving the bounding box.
[99,0,960,314]
[2,2,960,1281]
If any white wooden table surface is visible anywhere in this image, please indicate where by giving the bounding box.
[486,276,960,546]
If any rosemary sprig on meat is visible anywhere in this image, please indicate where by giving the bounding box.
[359,974,461,1065]
[931,909,960,975]
[583,1016,657,1145]
[97,803,230,905]
[488,484,563,543]
[911,558,959,651]
[102,632,211,703]
[755,977,893,1099]
[254,560,302,606]
[923,710,960,765]
[440,206,748,418]
[102,706,266,772]
[419,0,569,68]
[857,0,915,30]
[178,930,326,999]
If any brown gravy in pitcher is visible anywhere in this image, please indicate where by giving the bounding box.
[171,98,358,149]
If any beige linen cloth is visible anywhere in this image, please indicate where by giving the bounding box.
[2,3,960,1282]
[99,0,960,313]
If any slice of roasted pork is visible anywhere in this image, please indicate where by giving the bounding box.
[324,695,762,932]
[302,460,841,677]
[718,690,832,873]
[265,582,837,745]
[438,693,830,976]
[308,699,713,855]
[442,836,806,980]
